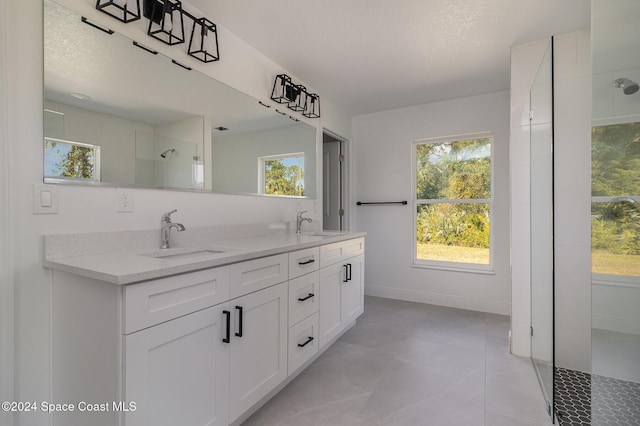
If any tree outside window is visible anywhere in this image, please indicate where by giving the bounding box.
[414,134,493,270]
[591,121,640,278]
[260,153,304,197]
[44,137,101,181]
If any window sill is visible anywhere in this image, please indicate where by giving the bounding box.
[412,261,495,275]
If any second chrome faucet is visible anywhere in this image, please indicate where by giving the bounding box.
[160,209,185,249]
[296,210,312,234]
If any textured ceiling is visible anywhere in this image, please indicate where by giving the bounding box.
[189,0,590,115]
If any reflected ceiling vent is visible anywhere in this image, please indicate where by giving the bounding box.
[613,77,639,95]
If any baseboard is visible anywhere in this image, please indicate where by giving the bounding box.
[364,285,511,315]
[592,314,640,336]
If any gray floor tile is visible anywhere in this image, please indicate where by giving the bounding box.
[242,296,551,426]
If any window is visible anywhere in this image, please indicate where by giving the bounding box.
[413,133,493,271]
[44,137,101,181]
[258,153,305,196]
[591,121,640,279]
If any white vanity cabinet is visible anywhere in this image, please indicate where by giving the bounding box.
[318,238,365,348]
[48,235,364,426]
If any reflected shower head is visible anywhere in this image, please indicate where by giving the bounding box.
[160,148,175,158]
[613,78,639,95]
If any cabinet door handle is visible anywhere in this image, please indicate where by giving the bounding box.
[298,258,315,265]
[298,293,315,302]
[343,264,349,282]
[235,305,243,337]
[222,310,231,343]
[347,263,352,282]
[297,336,314,348]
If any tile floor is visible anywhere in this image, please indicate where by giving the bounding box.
[242,296,552,425]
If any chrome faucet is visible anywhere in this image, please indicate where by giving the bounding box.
[296,210,312,234]
[160,209,185,249]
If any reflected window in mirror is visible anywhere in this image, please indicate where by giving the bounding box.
[259,153,305,197]
[44,137,102,182]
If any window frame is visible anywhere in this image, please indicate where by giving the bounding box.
[411,132,495,274]
[590,116,640,285]
[257,152,305,197]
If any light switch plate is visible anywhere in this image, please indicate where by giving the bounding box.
[33,184,58,214]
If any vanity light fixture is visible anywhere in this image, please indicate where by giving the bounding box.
[188,17,219,63]
[146,0,185,46]
[96,0,141,23]
[270,74,321,118]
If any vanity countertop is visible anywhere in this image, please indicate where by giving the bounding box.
[43,230,366,285]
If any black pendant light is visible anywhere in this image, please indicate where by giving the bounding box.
[303,92,320,118]
[271,74,296,104]
[96,0,141,23]
[188,18,219,63]
[288,85,306,112]
[146,0,185,46]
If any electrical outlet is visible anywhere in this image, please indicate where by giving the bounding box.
[117,188,134,213]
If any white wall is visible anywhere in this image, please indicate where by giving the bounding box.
[509,32,592,373]
[352,91,511,315]
[553,31,592,372]
[4,1,351,425]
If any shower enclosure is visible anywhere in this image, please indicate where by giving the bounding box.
[530,2,640,424]
[530,37,554,422]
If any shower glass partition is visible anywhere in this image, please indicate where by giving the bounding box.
[530,37,554,423]
[591,1,640,424]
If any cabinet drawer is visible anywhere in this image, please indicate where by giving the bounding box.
[124,267,230,334]
[319,237,365,267]
[289,247,320,279]
[288,271,319,326]
[229,253,288,299]
[288,313,319,375]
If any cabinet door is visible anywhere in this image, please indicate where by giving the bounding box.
[318,261,346,348]
[229,282,288,422]
[342,254,364,325]
[125,305,230,426]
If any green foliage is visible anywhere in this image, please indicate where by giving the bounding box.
[417,204,490,249]
[592,123,640,197]
[591,202,640,255]
[415,138,491,257]
[416,138,491,200]
[44,140,95,179]
[264,159,304,196]
[591,122,640,262]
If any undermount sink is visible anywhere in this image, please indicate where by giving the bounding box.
[142,247,232,260]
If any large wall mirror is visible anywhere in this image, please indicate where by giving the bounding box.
[43,0,317,197]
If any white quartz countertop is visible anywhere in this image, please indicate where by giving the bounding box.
[43,230,366,285]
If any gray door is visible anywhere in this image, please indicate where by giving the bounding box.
[323,139,342,231]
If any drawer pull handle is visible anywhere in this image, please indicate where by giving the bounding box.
[298,258,315,265]
[298,293,315,302]
[235,306,243,337]
[347,263,352,282]
[298,336,314,348]
[222,310,231,343]
[343,264,349,282]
